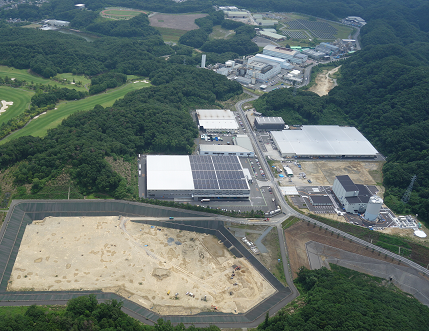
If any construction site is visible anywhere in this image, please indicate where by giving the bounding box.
[8,216,275,315]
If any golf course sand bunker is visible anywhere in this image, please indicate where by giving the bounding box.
[0,100,13,115]
[9,216,275,315]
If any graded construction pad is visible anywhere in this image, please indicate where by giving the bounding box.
[0,200,292,327]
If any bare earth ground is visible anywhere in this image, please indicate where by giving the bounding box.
[284,221,411,278]
[8,217,275,315]
[309,66,341,96]
[149,13,207,31]
[300,160,383,186]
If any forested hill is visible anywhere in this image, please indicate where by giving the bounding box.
[259,265,429,330]
[253,4,429,225]
[0,66,241,198]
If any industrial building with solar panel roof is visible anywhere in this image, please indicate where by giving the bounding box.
[146,155,250,200]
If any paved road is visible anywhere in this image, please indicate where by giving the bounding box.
[235,90,429,281]
[236,92,300,308]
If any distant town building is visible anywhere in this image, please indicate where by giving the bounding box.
[225,11,249,19]
[258,30,285,41]
[262,45,304,64]
[255,19,278,26]
[44,19,70,27]
[315,42,340,55]
[301,49,326,60]
[342,16,366,27]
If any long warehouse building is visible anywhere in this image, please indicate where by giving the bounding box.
[146,155,250,200]
[196,109,239,132]
[271,125,379,158]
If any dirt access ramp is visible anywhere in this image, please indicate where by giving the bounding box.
[309,66,341,96]
[149,13,207,31]
[284,221,417,279]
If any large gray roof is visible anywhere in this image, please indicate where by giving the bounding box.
[271,125,378,156]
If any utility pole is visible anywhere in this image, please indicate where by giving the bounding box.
[401,175,417,203]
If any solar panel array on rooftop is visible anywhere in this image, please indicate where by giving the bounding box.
[189,155,248,190]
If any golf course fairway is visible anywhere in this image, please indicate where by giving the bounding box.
[0,81,150,144]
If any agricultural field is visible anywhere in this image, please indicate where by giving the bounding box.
[100,7,148,20]
[0,86,34,126]
[154,27,188,43]
[149,13,207,31]
[0,66,89,92]
[9,217,275,315]
[0,80,150,144]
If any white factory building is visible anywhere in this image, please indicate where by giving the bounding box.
[256,19,278,26]
[271,125,379,158]
[333,175,382,218]
[196,109,239,132]
[252,54,295,69]
[246,58,281,82]
[199,145,254,157]
[224,11,249,19]
[146,155,250,200]
[258,30,285,41]
[262,45,306,64]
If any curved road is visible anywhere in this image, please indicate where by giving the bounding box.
[234,90,429,289]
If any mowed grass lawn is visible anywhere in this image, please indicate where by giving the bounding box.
[0,86,34,126]
[0,81,151,144]
[155,27,187,42]
[0,66,89,92]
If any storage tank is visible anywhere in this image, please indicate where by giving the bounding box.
[364,196,383,221]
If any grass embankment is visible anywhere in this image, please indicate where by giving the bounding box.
[0,66,89,92]
[0,86,34,126]
[155,27,187,42]
[0,80,150,144]
[307,214,429,267]
[236,224,288,286]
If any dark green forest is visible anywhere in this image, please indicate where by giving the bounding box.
[259,265,429,331]
[0,294,221,331]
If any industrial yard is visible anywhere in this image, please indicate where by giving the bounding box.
[8,216,275,315]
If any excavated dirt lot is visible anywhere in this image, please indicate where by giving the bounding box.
[284,221,411,278]
[309,66,340,96]
[8,217,275,315]
[300,160,383,187]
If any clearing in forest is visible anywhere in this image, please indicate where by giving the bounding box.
[309,66,341,96]
[149,13,207,31]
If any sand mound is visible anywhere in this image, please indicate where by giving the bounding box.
[0,100,13,115]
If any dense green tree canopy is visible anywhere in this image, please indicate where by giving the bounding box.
[258,266,429,331]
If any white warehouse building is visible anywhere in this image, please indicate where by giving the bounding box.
[271,125,379,158]
[146,155,250,200]
[199,145,254,157]
[196,109,239,132]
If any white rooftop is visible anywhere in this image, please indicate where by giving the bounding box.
[197,109,235,120]
[198,119,238,130]
[271,126,379,156]
[200,145,251,153]
[147,155,194,191]
[263,45,296,56]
